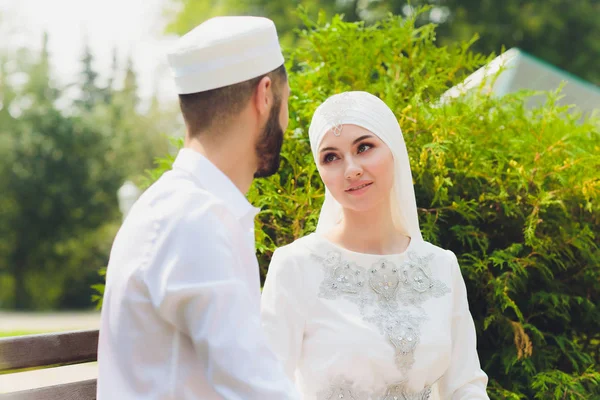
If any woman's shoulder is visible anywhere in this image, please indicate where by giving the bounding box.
[410,239,458,266]
[273,232,323,258]
[269,233,325,272]
[267,234,323,301]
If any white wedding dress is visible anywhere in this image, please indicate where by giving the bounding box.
[261,233,489,400]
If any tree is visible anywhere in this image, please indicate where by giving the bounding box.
[105,55,172,181]
[121,56,139,111]
[23,32,59,105]
[104,47,119,104]
[370,0,600,85]
[74,42,106,112]
[0,53,17,131]
[163,0,600,84]
[0,52,19,307]
[3,110,124,309]
[163,0,340,45]
[0,28,176,309]
[0,34,124,309]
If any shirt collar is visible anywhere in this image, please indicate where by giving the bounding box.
[172,148,259,221]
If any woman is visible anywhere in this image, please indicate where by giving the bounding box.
[261,91,489,399]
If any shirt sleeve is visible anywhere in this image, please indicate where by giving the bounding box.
[143,206,299,400]
[437,250,490,399]
[260,246,307,383]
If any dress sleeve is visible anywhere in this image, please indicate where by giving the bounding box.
[437,250,489,399]
[261,246,307,383]
[143,209,299,400]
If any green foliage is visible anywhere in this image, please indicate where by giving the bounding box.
[164,0,600,85]
[0,92,123,309]
[74,43,105,112]
[140,10,600,398]
[164,0,339,46]
[0,33,174,310]
[91,267,107,309]
[412,0,600,86]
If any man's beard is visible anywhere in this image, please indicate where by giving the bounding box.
[253,97,284,178]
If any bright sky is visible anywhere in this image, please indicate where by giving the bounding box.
[0,0,181,106]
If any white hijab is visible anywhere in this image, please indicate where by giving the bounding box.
[308,91,422,241]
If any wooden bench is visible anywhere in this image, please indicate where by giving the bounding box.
[0,330,99,399]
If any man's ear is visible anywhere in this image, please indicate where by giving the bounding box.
[254,76,273,117]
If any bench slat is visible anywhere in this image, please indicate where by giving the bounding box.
[0,330,98,372]
[0,378,96,400]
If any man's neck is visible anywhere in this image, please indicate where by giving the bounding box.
[185,133,255,195]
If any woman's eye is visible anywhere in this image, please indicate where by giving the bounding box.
[323,153,338,163]
[358,143,373,153]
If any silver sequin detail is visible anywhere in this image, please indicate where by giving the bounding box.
[314,250,450,373]
[380,382,432,400]
[317,378,431,400]
[320,259,366,299]
[398,252,450,306]
[365,309,426,373]
[317,377,368,400]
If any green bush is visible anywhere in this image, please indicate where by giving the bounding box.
[100,9,600,399]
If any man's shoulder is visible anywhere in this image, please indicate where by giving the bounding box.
[143,170,232,225]
[114,172,237,262]
[126,174,239,272]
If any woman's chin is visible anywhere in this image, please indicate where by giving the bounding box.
[339,199,381,214]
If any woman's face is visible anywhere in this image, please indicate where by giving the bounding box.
[316,124,395,213]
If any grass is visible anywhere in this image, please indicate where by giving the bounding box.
[0,330,47,338]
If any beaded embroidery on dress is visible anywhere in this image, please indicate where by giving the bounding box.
[313,246,450,394]
[317,377,432,400]
[316,376,368,400]
[397,252,450,305]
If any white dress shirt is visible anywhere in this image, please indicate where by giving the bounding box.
[97,148,299,400]
[261,233,489,400]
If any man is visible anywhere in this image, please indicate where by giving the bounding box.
[97,16,298,399]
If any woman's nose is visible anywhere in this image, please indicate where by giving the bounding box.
[345,159,363,180]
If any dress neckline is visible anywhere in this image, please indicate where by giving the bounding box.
[312,231,416,258]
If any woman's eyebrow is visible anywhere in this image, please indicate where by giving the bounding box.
[320,146,337,153]
[320,135,374,153]
[353,134,374,144]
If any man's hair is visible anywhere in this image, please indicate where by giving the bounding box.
[179,64,287,136]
